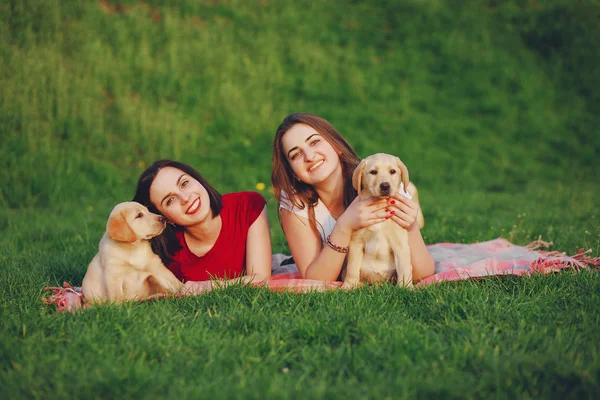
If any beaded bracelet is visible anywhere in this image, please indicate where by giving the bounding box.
[326,235,349,254]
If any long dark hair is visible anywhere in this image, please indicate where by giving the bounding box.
[132,159,223,265]
[271,113,360,241]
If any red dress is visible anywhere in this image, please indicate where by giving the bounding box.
[167,192,266,282]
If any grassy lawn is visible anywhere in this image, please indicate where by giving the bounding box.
[1,0,599,398]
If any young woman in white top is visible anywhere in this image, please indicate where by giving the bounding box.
[271,113,435,282]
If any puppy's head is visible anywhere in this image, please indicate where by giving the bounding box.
[106,202,166,243]
[352,153,409,197]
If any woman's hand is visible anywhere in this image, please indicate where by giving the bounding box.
[336,195,389,233]
[385,194,420,230]
[183,280,213,295]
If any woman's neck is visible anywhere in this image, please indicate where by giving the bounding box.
[314,166,345,219]
[183,213,222,256]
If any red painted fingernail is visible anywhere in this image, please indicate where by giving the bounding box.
[390,200,395,204]
[390,210,395,215]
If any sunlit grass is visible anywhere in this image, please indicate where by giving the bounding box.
[1,0,599,398]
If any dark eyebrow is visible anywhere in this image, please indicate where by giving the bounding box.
[286,134,321,158]
[160,174,186,206]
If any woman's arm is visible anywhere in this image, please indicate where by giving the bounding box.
[281,209,350,281]
[244,206,272,282]
[407,226,435,281]
[182,275,262,295]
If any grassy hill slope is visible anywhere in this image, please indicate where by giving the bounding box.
[1,0,599,209]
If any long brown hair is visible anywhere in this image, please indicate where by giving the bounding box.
[271,113,361,241]
[132,159,223,265]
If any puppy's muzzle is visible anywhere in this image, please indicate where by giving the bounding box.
[152,216,167,236]
[379,182,391,196]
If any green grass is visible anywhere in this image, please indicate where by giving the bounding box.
[2,275,600,398]
[1,0,599,398]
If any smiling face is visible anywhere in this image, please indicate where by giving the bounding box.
[149,167,212,226]
[281,123,342,186]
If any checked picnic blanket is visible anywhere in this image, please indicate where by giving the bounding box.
[43,238,599,312]
[269,237,598,288]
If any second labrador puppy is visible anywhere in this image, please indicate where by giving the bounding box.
[81,202,184,303]
[342,153,423,289]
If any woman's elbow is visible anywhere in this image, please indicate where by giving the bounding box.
[252,270,271,282]
[413,255,435,282]
[303,266,339,282]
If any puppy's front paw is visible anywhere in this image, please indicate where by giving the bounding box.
[341,280,361,290]
[396,279,414,289]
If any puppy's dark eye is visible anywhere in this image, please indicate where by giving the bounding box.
[135,213,143,219]
[390,169,396,174]
[369,170,378,175]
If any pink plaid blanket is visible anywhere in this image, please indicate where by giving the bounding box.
[43,238,599,312]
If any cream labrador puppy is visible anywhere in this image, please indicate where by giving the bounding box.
[342,153,423,289]
[81,202,184,303]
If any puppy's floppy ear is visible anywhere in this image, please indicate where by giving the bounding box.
[352,159,367,193]
[395,157,410,194]
[107,210,137,243]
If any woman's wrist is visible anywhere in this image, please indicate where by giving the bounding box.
[326,235,349,253]
[327,224,352,251]
[407,221,420,233]
[333,216,354,237]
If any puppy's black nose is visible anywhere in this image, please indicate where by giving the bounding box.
[380,182,390,193]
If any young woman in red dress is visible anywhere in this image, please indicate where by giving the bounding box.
[133,160,272,292]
